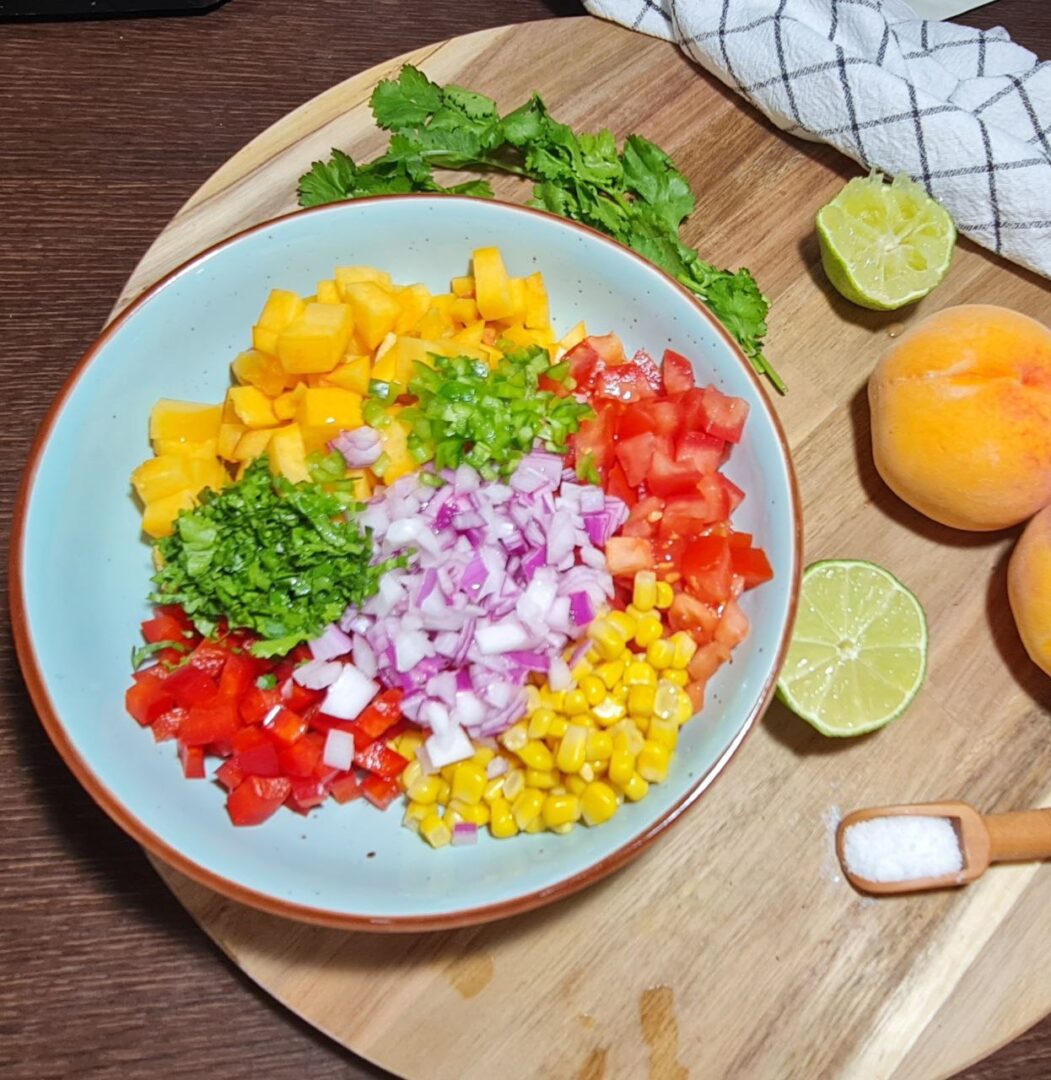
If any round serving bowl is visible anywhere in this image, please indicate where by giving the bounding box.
[11,196,800,930]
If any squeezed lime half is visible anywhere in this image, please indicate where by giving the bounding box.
[817,173,956,310]
[777,559,928,737]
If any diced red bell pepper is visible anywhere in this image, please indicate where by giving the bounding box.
[662,349,696,394]
[360,774,400,811]
[179,700,240,747]
[277,734,324,778]
[239,685,281,726]
[215,758,244,792]
[286,777,328,813]
[141,612,189,646]
[681,535,733,606]
[217,651,257,701]
[178,743,206,780]
[265,706,307,745]
[356,690,404,740]
[227,775,292,826]
[730,545,774,588]
[164,662,220,709]
[604,536,654,577]
[328,771,363,804]
[125,668,176,726]
[615,432,657,488]
[232,727,282,777]
[279,677,324,713]
[354,740,409,782]
[185,640,230,679]
[151,706,186,743]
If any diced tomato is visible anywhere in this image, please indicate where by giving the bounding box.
[227,775,292,826]
[572,400,619,478]
[699,385,749,443]
[651,537,686,579]
[566,337,616,394]
[125,668,176,726]
[587,333,628,365]
[685,679,706,711]
[141,612,189,646]
[328,771,362,804]
[662,350,695,394]
[648,450,703,498]
[178,743,206,780]
[688,641,732,684]
[632,350,663,394]
[681,535,733,606]
[151,706,186,742]
[361,774,400,811]
[731,545,774,588]
[278,734,324,778]
[622,495,663,539]
[605,461,635,508]
[232,727,282,777]
[728,531,753,548]
[674,430,726,474]
[668,592,720,638]
[616,399,679,441]
[356,690,404,740]
[594,359,658,402]
[286,777,328,813]
[354,741,409,782]
[179,700,240,747]
[265,706,307,745]
[239,685,281,726]
[214,758,244,791]
[164,663,220,709]
[538,373,569,396]
[615,432,656,488]
[715,598,750,647]
[660,494,730,540]
[604,536,654,577]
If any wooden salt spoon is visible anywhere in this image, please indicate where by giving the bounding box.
[837,801,1051,895]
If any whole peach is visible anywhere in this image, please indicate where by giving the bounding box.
[1009,503,1051,676]
[868,305,1051,531]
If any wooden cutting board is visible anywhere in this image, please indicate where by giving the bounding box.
[116,17,1051,1080]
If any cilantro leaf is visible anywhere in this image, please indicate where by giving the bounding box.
[371,65,444,130]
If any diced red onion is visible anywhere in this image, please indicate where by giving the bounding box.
[570,592,596,626]
[309,623,353,662]
[322,728,356,771]
[548,655,572,691]
[452,822,478,846]
[292,658,343,690]
[423,724,475,769]
[321,665,379,720]
[329,426,382,468]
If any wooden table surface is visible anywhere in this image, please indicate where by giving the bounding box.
[2,2,1048,1077]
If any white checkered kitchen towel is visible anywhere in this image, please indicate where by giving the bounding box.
[583,0,1051,277]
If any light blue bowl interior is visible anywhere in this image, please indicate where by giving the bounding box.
[22,198,797,922]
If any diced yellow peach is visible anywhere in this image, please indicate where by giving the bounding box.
[228,385,278,429]
[523,272,549,329]
[372,336,459,385]
[473,247,515,320]
[151,438,219,459]
[268,423,310,484]
[321,355,371,395]
[342,282,401,351]
[276,302,354,374]
[233,428,275,462]
[149,400,222,446]
[375,418,415,483]
[256,288,306,331]
[394,283,433,334]
[218,422,247,461]
[232,349,291,398]
[414,307,454,340]
[295,387,363,431]
[252,325,279,355]
[500,324,549,350]
[349,472,374,501]
[186,457,228,495]
[453,321,486,347]
[274,383,307,421]
[450,298,479,326]
[450,275,475,299]
[131,455,194,504]
[141,489,196,539]
[508,277,528,322]
[554,320,587,360]
[335,266,393,295]
[316,279,340,305]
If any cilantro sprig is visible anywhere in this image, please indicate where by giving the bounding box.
[392,346,593,480]
[150,458,405,657]
[298,65,783,392]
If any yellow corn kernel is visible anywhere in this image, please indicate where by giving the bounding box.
[592,696,627,727]
[595,659,625,691]
[632,570,658,612]
[663,669,688,688]
[488,798,519,839]
[580,675,606,706]
[524,816,544,833]
[517,741,552,772]
[587,619,626,662]
[612,684,629,704]
[585,730,613,762]
[637,740,670,783]
[400,760,423,791]
[669,631,698,669]
[527,708,555,740]
[592,760,609,777]
[399,732,424,759]
[655,581,675,609]
[443,804,465,829]
[550,822,575,835]
[607,611,637,641]
[548,716,570,739]
[420,811,452,848]
[483,776,506,804]
[524,685,542,714]
[654,680,681,722]
[502,769,526,802]
[499,721,528,753]
[581,781,618,826]
[624,661,657,687]
[436,779,451,804]
[472,746,496,769]
[648,717,679,752]
[563,690,589,717]
[451,762,487,805]
[565,775,587,796]
[403,801,429,832]
[407,775,442,805]
[512,788,544,830]
[586,647,601,664]
[538,687,566,712]
[613,724,646,756]
[570,659,593,682]
[634,614,664,649]
[646,638,675,670]
[628,684,656,719]
[675,690,694,726]
[609,745,636,786]
[442,763,461,785]
[580,763,596,782]
[450,799,490,827]
[525,769,557,790]
[621,772,650,802]
[542,793,581,829]
[555,724,588,774]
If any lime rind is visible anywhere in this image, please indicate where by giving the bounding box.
[816,173,956,311]
[777,559,928,737]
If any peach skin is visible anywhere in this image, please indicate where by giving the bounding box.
[1009,503,1051,677]
[868,305,1051,531]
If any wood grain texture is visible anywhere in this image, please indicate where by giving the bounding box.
[1,2,1049,1078]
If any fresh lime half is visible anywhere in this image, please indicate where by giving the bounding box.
[816,173,956,310]
[777,559,928,737]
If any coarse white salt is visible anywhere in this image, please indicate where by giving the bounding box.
[842,815,963,883]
